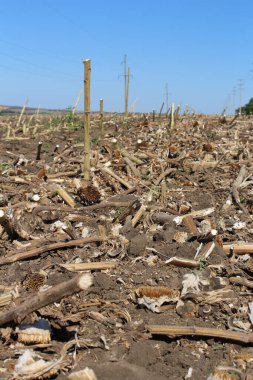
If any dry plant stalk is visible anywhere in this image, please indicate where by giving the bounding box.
[48,170,80,179]
[100,98,104,135]
[170,103,175,127]
[160,181,167,206]
[223,243,253,255]
[165,256,200,268]
[0,273,92,325]
[231,165,248,213]
[136,286,179,299]
[56,185,76,208]
[121,149,143,165]
[148,325,253,344]
[123,156,141,177]
[17,98,28,129]
[33,200,134,216]
[199,241,216,259]
[5,124,12,139]
[0,293,13,307]
[83,59,91,180]
[182,215,199,235]
[59,261,117,271]
[72,89,83,114]
[131,204,146,227]
[100,166,132,189]
[229,276,253,288]
[154,168,176,186]
[0,236,105,265]
[174,207,215,225]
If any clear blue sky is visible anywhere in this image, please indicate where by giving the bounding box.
[0,0,252,114]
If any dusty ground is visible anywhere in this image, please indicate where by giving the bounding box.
[0,113,253,379]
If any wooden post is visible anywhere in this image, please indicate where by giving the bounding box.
[83,59,91,180]
[159,102,164,119]
[170,103,175,128]
[152,110,155,122]
[100,98,104,136]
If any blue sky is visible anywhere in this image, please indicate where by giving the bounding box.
[0,0,252,114]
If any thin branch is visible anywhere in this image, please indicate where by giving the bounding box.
[148,324,253,343]
[0,273,93,325]
[0,236,106,266]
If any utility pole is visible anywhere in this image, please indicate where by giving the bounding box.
[232,87,236,115]
[238,79,243,115]
[126,66,130,116]
[123,54,130,117]
[159,102,164,118]
[124,54,127,116]
[165,83,169,112]
[100,98,104,136]
[227,94,231,115]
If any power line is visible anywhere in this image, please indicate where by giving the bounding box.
[0,51,79,79]
[0,63,64,80]
[0,38,77,65]
[0,48,119,83]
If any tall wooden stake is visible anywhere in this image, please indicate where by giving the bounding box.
[170,103,175,128]
[83,59,91,180]
[100,98,104,136]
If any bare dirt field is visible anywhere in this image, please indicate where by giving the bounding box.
[0,112,253,379]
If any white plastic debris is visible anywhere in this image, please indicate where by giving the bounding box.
[50,220,67,233]
[81,227,91,238]
[32,194,40,202]
[138,295,176,313]
[185,367,193,379]
[14,349,55,375]
[233,221,246,230]
[28,193,40,202]
[68,368,97,380]
[238,254,250,262]
[174,207,215,225]
[111,223,122,237]
[181,273,200,296]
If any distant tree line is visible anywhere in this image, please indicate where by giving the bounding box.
[236,98,253,115]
